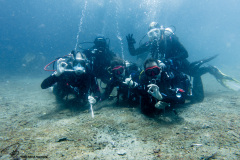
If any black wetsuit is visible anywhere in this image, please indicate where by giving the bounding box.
[128,35,188,67]
[41,71,99,102]
[138,69,190,115]
[84,46,116,84]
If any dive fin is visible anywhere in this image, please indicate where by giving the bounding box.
[210,66,240,91]
[221,79,240,91]
[190,54,219,69]
[200,54,219,64]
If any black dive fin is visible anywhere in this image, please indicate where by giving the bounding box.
[190,54,219,69]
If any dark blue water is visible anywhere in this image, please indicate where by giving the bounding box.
[1,0,240,76]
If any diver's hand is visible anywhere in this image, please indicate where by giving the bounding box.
[53,58,68,77]
[123,76,138,88]
[126,34,136,45]
[158,60,166,70]
[123,77,136,87]
[123,77,133,86]
[88,96,96,105]
[147,84,162,100]
[155,101,169,109]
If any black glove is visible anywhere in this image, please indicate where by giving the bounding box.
[126,34,136,45]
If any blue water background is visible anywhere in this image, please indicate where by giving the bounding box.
[0,0,240,76]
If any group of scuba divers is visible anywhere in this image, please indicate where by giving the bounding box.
[41,22,240,116]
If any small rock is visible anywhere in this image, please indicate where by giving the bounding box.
[153,149,160,153]
[56,137,74,142]
[117,150,127,156]
[191,144,202,147]
[202,124,211,129]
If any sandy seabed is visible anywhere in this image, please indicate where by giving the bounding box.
[0,74,239,160]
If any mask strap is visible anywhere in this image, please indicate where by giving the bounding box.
[145,66,160,71]
[112,66,124,71]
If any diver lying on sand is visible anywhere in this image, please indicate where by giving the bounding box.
[41,51,99,106]
[123,58,191,115]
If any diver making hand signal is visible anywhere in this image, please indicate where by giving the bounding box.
[41,51,100,105]
[147,84,163,101]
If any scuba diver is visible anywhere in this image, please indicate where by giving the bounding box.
[41,51,99,104]
[127,21,188,63]
[126,22,240,102]
[137,58,191,115]
[83,35,117,84]
[101,57,140,105]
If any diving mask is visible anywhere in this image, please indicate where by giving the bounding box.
[112,66,125,76]
[73,62,85,75]
[148,25,174,41]
[147,28,161,41]
[145,66,161,77]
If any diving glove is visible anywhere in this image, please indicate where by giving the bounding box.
[147,84,163,100]
[155,101,170,110]
[126,34,136,45]
[88,96,96,105]
[123,76,138,88]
